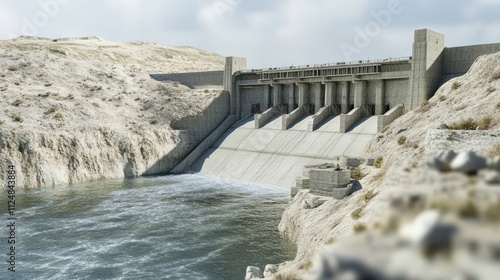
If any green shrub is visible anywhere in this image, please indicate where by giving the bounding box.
[397,136,407,145]
[487,86,495,94]
[54,113,63,119]
[0,120,5,125]
[374,157,383,168]
[438,95,446,102]
[451,81,461,90]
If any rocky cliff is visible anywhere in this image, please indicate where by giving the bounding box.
[0,36,225,188]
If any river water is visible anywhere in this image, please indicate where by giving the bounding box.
[0,174,296,280]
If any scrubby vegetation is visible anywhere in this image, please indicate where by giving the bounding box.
[350,166,365,180]
[451,81,461,90]
[448,116,493,130]
[374,157,383,168]
[490,144,500,157]
[397,136,407,145]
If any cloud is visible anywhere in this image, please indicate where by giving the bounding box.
[0,0,497,69]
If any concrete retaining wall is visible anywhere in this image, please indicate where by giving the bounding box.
[307,106,332,131]
[171,92,230,143]
[255,107,277,129]
[385,79,409,107]
[283,106,304,130]
[150,70,224,88]
[442,44,500,78]
[240,86,271,119]
[377,104,404,132]
[171,115,238,174]
[339,108,361,133]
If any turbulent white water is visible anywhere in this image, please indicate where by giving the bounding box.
[1,175,295,280]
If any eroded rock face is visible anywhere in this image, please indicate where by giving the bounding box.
[0,128,194,188]
[245,266,264,280]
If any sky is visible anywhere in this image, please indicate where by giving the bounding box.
[1,0,499,69]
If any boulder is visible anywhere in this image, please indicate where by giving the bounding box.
[488,157,500,170]
[311,196,327,208]
[245,266,263,280]
[450,151,487,173]
[263,264,278,278]
[436,123,449,130]
[427,150,457,172]
[479,170,500,185]
[395,128,408,135]
[399,211,455,247]
[302,200,312,209]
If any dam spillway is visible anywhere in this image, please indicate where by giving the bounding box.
[189,115,377,187]
[163,28,500,189]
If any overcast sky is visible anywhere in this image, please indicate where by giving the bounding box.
[1,0,499,69]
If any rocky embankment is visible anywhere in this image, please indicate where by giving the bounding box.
[0,36,225,188]
[251,53,500,279]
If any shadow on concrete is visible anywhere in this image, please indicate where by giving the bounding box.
[346,116,370,133]
[315,115,339,131]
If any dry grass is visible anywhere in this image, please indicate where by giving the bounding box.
[12,115,23,123]
[351,207,363,220]
[274,273,301,280]
[490,144,500,157]
[451,81,461,90]
[13,99,23,106]
[397,136,407,145]
[415,101,435,113]
[491,69,500,81]
[362,190,377,202]
[350,166,365,180]
[45,105,58,115]
[448,116,493,130]
[353,223,367,233]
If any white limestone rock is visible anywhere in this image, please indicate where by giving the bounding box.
[302,200,312,209]
[427,150,458,172]
[245,266,263,280]
[450,151,487,173]
[479,170,500,185]
[263,264,278,278]
[399,211,455,247]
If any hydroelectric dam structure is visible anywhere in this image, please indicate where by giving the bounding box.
[151,29,500,188]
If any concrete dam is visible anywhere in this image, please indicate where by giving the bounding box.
[152,29,500,188]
